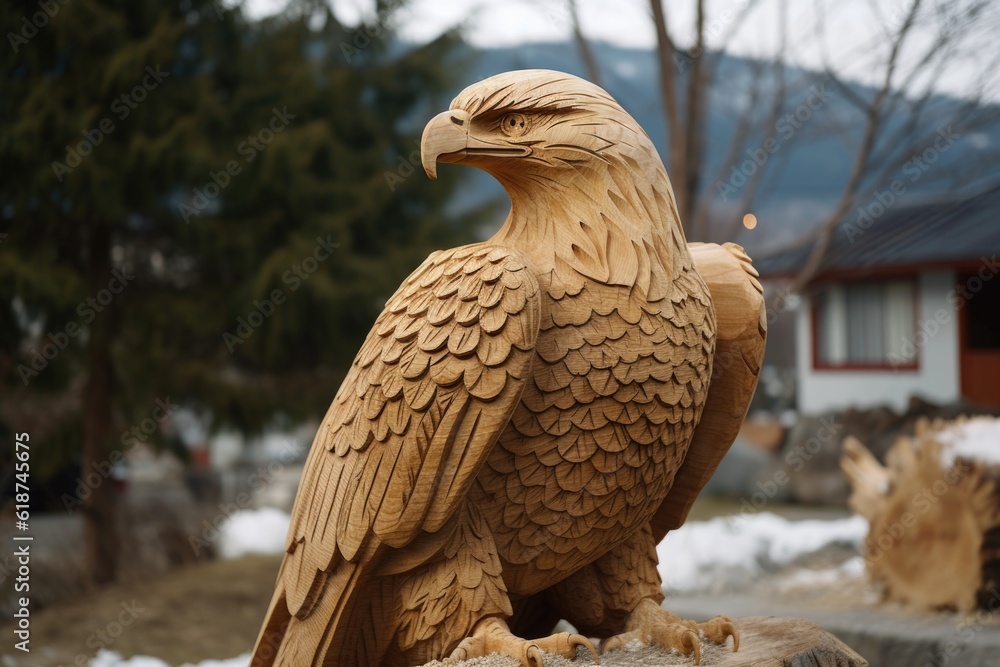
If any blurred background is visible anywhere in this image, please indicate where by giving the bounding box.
[2,1,999,665]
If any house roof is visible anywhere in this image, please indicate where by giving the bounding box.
[755,184,1000,280]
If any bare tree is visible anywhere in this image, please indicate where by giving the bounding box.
[648,0,772,238]
[790,0,1000,292]
[558,0,1000,282]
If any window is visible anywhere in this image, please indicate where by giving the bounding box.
[814,280,917,368]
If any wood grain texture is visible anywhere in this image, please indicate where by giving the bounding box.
[730,616,867,667]
[842,418,1000,613]
[652,242,767,538]
[251,69,766,667]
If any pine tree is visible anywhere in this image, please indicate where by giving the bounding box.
[0,0,480,583]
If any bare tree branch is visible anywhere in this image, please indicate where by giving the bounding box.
[726,0,789,238]
[690,59,768,239]
[702,0,765,91]
[681,0,708,232]
[789,0,924,294]
[649,0,690,232]
[567,0,602,87]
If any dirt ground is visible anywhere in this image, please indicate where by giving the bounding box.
[7,554,282,667]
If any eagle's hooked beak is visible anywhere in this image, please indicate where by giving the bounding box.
[421,109,471,180]
[421,109,532,180]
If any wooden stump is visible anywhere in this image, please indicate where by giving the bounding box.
[841,416,1000,612]
[696,616,867,667]
[421,616,867,666]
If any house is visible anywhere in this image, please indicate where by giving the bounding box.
[755,185,1000,414]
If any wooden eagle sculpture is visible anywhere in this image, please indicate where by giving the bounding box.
[251,69,766,667]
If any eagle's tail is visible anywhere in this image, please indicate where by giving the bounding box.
[249,559,392,667]
[249,572,293,667]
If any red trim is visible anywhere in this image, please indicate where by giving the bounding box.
[809,276,921,372]
[812,361,919,371]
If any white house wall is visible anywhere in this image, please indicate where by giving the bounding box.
[796,270,961,414]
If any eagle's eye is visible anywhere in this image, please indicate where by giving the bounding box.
[500,113,528,138]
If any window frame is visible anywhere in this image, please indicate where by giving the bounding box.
[810,276,921,372]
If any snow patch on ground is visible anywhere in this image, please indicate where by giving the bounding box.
[776,556,865,592]
[935,416,1000,467]
[656,512,868,594]
[91,652,250,667]
[218,508,290,559]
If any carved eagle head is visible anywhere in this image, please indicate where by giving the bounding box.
[421,69,689,296]
[421,69,654,186]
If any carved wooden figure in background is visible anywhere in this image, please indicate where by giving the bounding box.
[250,69,766,667]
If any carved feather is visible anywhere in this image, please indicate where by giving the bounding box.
[650,242,767,539]
[251,244,539,667]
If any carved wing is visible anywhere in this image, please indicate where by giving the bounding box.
[651,242,767,540]
[253,244,540,667]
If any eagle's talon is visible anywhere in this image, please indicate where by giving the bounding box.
[681,630,701,665]
[524,644,544,667]
[529,630,598,662]
[721,620,739,652]
[601,599,739,664]
[695,614,739,650]
[448,618,596,666]
[445,643,469,664]
[599,630,638,655]
[570,634,600,663]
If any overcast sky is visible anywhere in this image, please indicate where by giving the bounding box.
[243,0,997,103]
